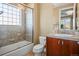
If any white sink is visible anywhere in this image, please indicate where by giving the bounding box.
[54,34,73,38]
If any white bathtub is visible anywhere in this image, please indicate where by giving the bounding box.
[0,40,34,56]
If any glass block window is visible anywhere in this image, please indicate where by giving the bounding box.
[0,3,21,25]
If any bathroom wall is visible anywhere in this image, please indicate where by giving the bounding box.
[33,3,40,44]
[0,4,26,47]
[40,3,59,36]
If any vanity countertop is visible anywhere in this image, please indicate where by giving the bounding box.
[47,34,79,41]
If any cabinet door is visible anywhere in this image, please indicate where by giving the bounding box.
[46,37,53,56]
[62,40,70,56]
[69,41,79,56]
[46,37,62,56]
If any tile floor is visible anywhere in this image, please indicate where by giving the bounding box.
[26,51,46,56]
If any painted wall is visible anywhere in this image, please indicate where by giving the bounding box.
[33,4,40,44]
[32,3,59,44]
[40,3,59,36]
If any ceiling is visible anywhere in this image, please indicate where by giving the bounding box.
[52,3,73,8]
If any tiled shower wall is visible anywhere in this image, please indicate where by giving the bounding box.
[0,9,26,47]
[0,26,26,47]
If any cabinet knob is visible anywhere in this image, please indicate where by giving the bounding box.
[58,40,60,45]
[77,42,79,44]
[62,41,64,45]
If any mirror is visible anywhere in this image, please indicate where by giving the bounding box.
[59,7,74,30]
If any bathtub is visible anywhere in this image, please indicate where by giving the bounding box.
[0,40,34,56]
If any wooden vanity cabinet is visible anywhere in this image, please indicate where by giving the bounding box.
[46,37,79,56]
[47,37,62,56]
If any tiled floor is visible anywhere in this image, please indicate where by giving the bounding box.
[26,51,46,56]
[26,51,34,56]
[26,48,46,56]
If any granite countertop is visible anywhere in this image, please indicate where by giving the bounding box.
[47,34,79,41]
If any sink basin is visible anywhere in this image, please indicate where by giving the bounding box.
[54,34,73,38]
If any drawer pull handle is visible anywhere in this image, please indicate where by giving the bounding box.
[62,41,64,45]
[58,40,60,45]
[77,42,79,44]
